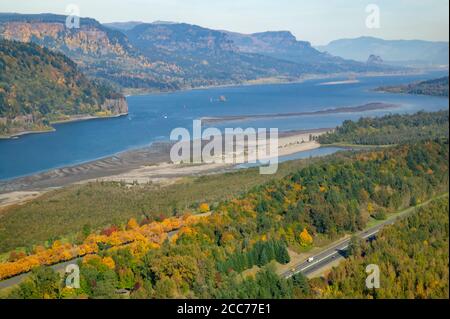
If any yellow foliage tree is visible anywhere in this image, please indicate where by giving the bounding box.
[199,203,210,213]
[127,218,139,230]
[299,228,313,246]
[102,257,116,270]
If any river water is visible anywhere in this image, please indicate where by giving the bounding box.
[0,71,448,180]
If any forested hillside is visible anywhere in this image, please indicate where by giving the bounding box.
[319,110,449,145]
[125,23,304,87]
[318,197,449,299]
[376,76,449,97]
[2,139,448,298]
[0,13,180,91]
[0,39,127,136]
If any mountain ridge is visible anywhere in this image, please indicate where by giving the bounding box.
[0,13,404,92]
[316,36,449,66]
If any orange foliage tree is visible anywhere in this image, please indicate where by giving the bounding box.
[299,228,313,246]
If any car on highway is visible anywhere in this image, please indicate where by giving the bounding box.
[307,257,315,263]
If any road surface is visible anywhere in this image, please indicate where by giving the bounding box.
[281,202,428,278]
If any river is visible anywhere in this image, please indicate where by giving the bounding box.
[0,71,448,180]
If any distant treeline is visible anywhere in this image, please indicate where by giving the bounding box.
[376,76,449,97]
[319,110,449,145]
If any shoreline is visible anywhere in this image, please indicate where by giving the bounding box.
[0,128,332,203]
[0,69,428,139]
[0,127,56,140]
[0,113,128,140]
[50,112,129,125]
[0,69,436,139]
[201,102,399,124]
[122,70,426,96]
[317,79,360,86]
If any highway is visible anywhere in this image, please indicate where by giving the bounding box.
[281,207,418,279]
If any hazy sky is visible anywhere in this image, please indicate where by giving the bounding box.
[1,0,448,45]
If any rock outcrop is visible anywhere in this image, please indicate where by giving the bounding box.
[101,97,129,115]
[367,54,384,65]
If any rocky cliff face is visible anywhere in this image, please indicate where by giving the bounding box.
[125,23,309,86]
[101,97,129,115]
[0,14,181,90]
[367,54,384,65]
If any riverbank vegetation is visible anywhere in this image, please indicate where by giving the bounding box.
[0,39,125,136]
[376,76,449,97]
[319,110,449,145]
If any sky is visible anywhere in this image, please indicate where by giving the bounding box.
[0,0,448,45]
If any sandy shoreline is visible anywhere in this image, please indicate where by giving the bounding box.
[201,102,399,124]
[0,128,56,140]
[317,80,360,86]
[50,112,129,125]
[0,128,332,207]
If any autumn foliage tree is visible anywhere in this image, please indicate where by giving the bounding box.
[299,229,313,247]
[199,203,210,213]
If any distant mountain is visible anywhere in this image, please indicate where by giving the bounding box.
[0,13,181,90]
[0,14,401,92]
[151,21,178,25]
[126,24,394,87]
[103,21,144,31]
[376,76,449,97]
[316,36,449,66]
[0,39,128,137]
[224,31,388,73]
[125,23,309,87]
